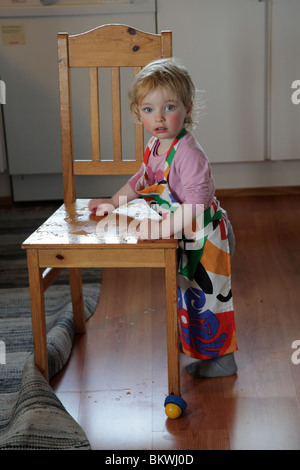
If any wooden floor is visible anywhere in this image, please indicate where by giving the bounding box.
[51,195,300,450]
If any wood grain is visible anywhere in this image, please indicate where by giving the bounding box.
[51,195,300,450]
[27,249,49,381]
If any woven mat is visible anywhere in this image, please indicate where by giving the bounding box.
[0,202,102,289]
[0,284,100,450]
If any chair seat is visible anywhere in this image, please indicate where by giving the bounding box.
[22,199,178,268]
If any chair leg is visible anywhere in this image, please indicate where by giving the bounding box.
[164,249,187,418]
[68,268,86,334]
[164,249,180,397]
[27,249,49,381]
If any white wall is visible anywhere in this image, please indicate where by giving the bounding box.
[156,0,300,191]
[1,1,299,201]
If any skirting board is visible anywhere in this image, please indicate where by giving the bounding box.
[215,186,300,198]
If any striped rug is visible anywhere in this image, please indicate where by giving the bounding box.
[0,201,102,288]
[0,284,100,449]
[0,202,101,449]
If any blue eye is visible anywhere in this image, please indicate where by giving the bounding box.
[166,105,175,111]
[143,107,152,113]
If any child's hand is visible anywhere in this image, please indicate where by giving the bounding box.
[137,218,161,240]
[88,199,115,216]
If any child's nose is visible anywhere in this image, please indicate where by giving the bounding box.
[154,111,165,121]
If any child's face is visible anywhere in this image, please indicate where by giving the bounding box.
[138,87,192,150]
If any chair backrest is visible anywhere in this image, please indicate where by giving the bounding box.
[57,24,172,203]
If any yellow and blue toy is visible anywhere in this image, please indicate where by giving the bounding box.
[164,394,187,419]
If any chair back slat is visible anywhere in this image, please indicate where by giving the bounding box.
[58,24,172,202]
[111,67,122,162]
[133,66,144,162]
[135,122,144,165]
[89,67,101,162]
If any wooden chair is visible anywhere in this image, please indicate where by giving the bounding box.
[22,24,186,418]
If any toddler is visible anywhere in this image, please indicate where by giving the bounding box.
[89,58,238,378]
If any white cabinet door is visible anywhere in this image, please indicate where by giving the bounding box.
[157,0,266,163]
[270,0,300,160]
[0,7,156,176]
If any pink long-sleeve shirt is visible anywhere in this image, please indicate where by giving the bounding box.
[128,131,215,210]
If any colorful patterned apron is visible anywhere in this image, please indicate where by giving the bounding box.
[135,129,237,360]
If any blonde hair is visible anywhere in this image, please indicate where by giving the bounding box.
[128,58,200,129]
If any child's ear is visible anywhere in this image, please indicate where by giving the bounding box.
[185,100,193,117]
[134,104,142,124]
